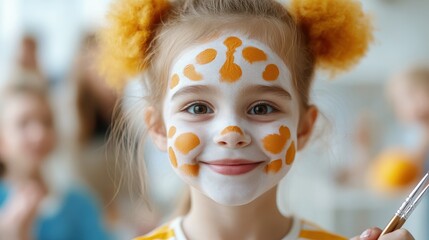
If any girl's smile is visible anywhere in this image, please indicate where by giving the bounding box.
[200,159,265,176]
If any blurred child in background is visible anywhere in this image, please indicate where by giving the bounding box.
[387,65,429,170]
[0,72,111,240]
[369,65,429,192]
[70,33,153,239]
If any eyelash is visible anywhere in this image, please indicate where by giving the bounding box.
[247,101,280,115]
[182,101,214,115]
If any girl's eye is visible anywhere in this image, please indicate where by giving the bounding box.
[185,103,214,114]
[248,103,277,115]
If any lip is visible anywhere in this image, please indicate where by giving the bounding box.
[201,159,263,175]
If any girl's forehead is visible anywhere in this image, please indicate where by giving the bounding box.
[167,34,297,98]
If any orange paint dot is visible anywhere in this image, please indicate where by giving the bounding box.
[168,126,176,139]
[242,47,267,63]
[174,133,200,154]
[264,159,282,174]
[263,64,280,81]
[220,36,243,83]
[184,64,203,81]
[285,142,296,165]
[168,147,178,168]
[180,164,200,177]
[170,74,180,89]
[221,126,244,136]
[262,126,291,154]
[196,48,217,65]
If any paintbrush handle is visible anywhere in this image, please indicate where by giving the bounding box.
[380,214,406,236]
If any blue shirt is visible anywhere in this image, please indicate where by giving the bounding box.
[0,182,111,240]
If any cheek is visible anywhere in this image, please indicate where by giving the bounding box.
[259,125,297,173]
[261,126,291,154]
[174,133,201,154]
[167,126,202,177]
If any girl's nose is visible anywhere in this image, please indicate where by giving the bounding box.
[214,126,251,148]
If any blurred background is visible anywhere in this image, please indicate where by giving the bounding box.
[1,0,429,239]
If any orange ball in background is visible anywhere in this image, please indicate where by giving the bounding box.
[368,149,421,192]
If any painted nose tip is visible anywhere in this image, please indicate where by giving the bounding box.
[214,134,251,148]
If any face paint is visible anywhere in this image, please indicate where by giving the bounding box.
[163,34,300,206]
[170,74,180,89]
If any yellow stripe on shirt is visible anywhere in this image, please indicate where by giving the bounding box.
[299,230,347,240]
[133,225,175,240]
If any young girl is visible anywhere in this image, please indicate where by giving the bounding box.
[99,0,415,239]
[0,73,111,240]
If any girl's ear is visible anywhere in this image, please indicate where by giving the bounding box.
[145,106,168,152]
[297,105,318,151]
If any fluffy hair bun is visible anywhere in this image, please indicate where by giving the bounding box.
[290,0,374,73]
[98,0,171,89]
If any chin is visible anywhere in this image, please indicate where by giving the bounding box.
[208,193,259,206]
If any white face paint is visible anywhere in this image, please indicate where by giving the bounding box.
[163,34,300,206]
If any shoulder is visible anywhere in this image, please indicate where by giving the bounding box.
[295,218,347,240]
[133,218,182,240]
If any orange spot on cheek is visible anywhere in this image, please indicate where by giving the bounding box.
[170,74,180,89]
[262,126,291,154]
[184,64,203,81]
[168,147,178,168]
[242,47,267,63]
[180,164,200,177]
[220,36,242,83]
[264,159,282,174]
[285,142,296,165]
[221,126,243,135]
[168,126,176,138]
[196,48,217,65]
[174,133,200,154]
[263,64,279,81]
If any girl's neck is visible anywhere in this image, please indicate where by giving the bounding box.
[183,186,292,240]
[4,168,45,189]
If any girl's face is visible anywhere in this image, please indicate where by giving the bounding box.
[150,35,315,206]
[0,93,55,176]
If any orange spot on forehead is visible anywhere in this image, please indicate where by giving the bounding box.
[221,126,244,136]
[184,64,203,81]
[264,159,282,174]
[168,126,176,138]
[242,47,267,63]
[285,142,296,165]
[196,48,217,65]
[262,126,291,154]
[220,36,243,83]
[170,74,180,89]
[224,36,242,49]
[263,64,280,81]
[180,164,200,177]
[174,133,201,154]
[168,147,178,168]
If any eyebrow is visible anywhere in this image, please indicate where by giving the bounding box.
[171,85,218,100]
[242,85,292,100]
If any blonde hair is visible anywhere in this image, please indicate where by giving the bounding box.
[102,0,373,207]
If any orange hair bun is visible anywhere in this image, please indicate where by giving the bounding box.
[98,0,171,89]
[290,0,374,73]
